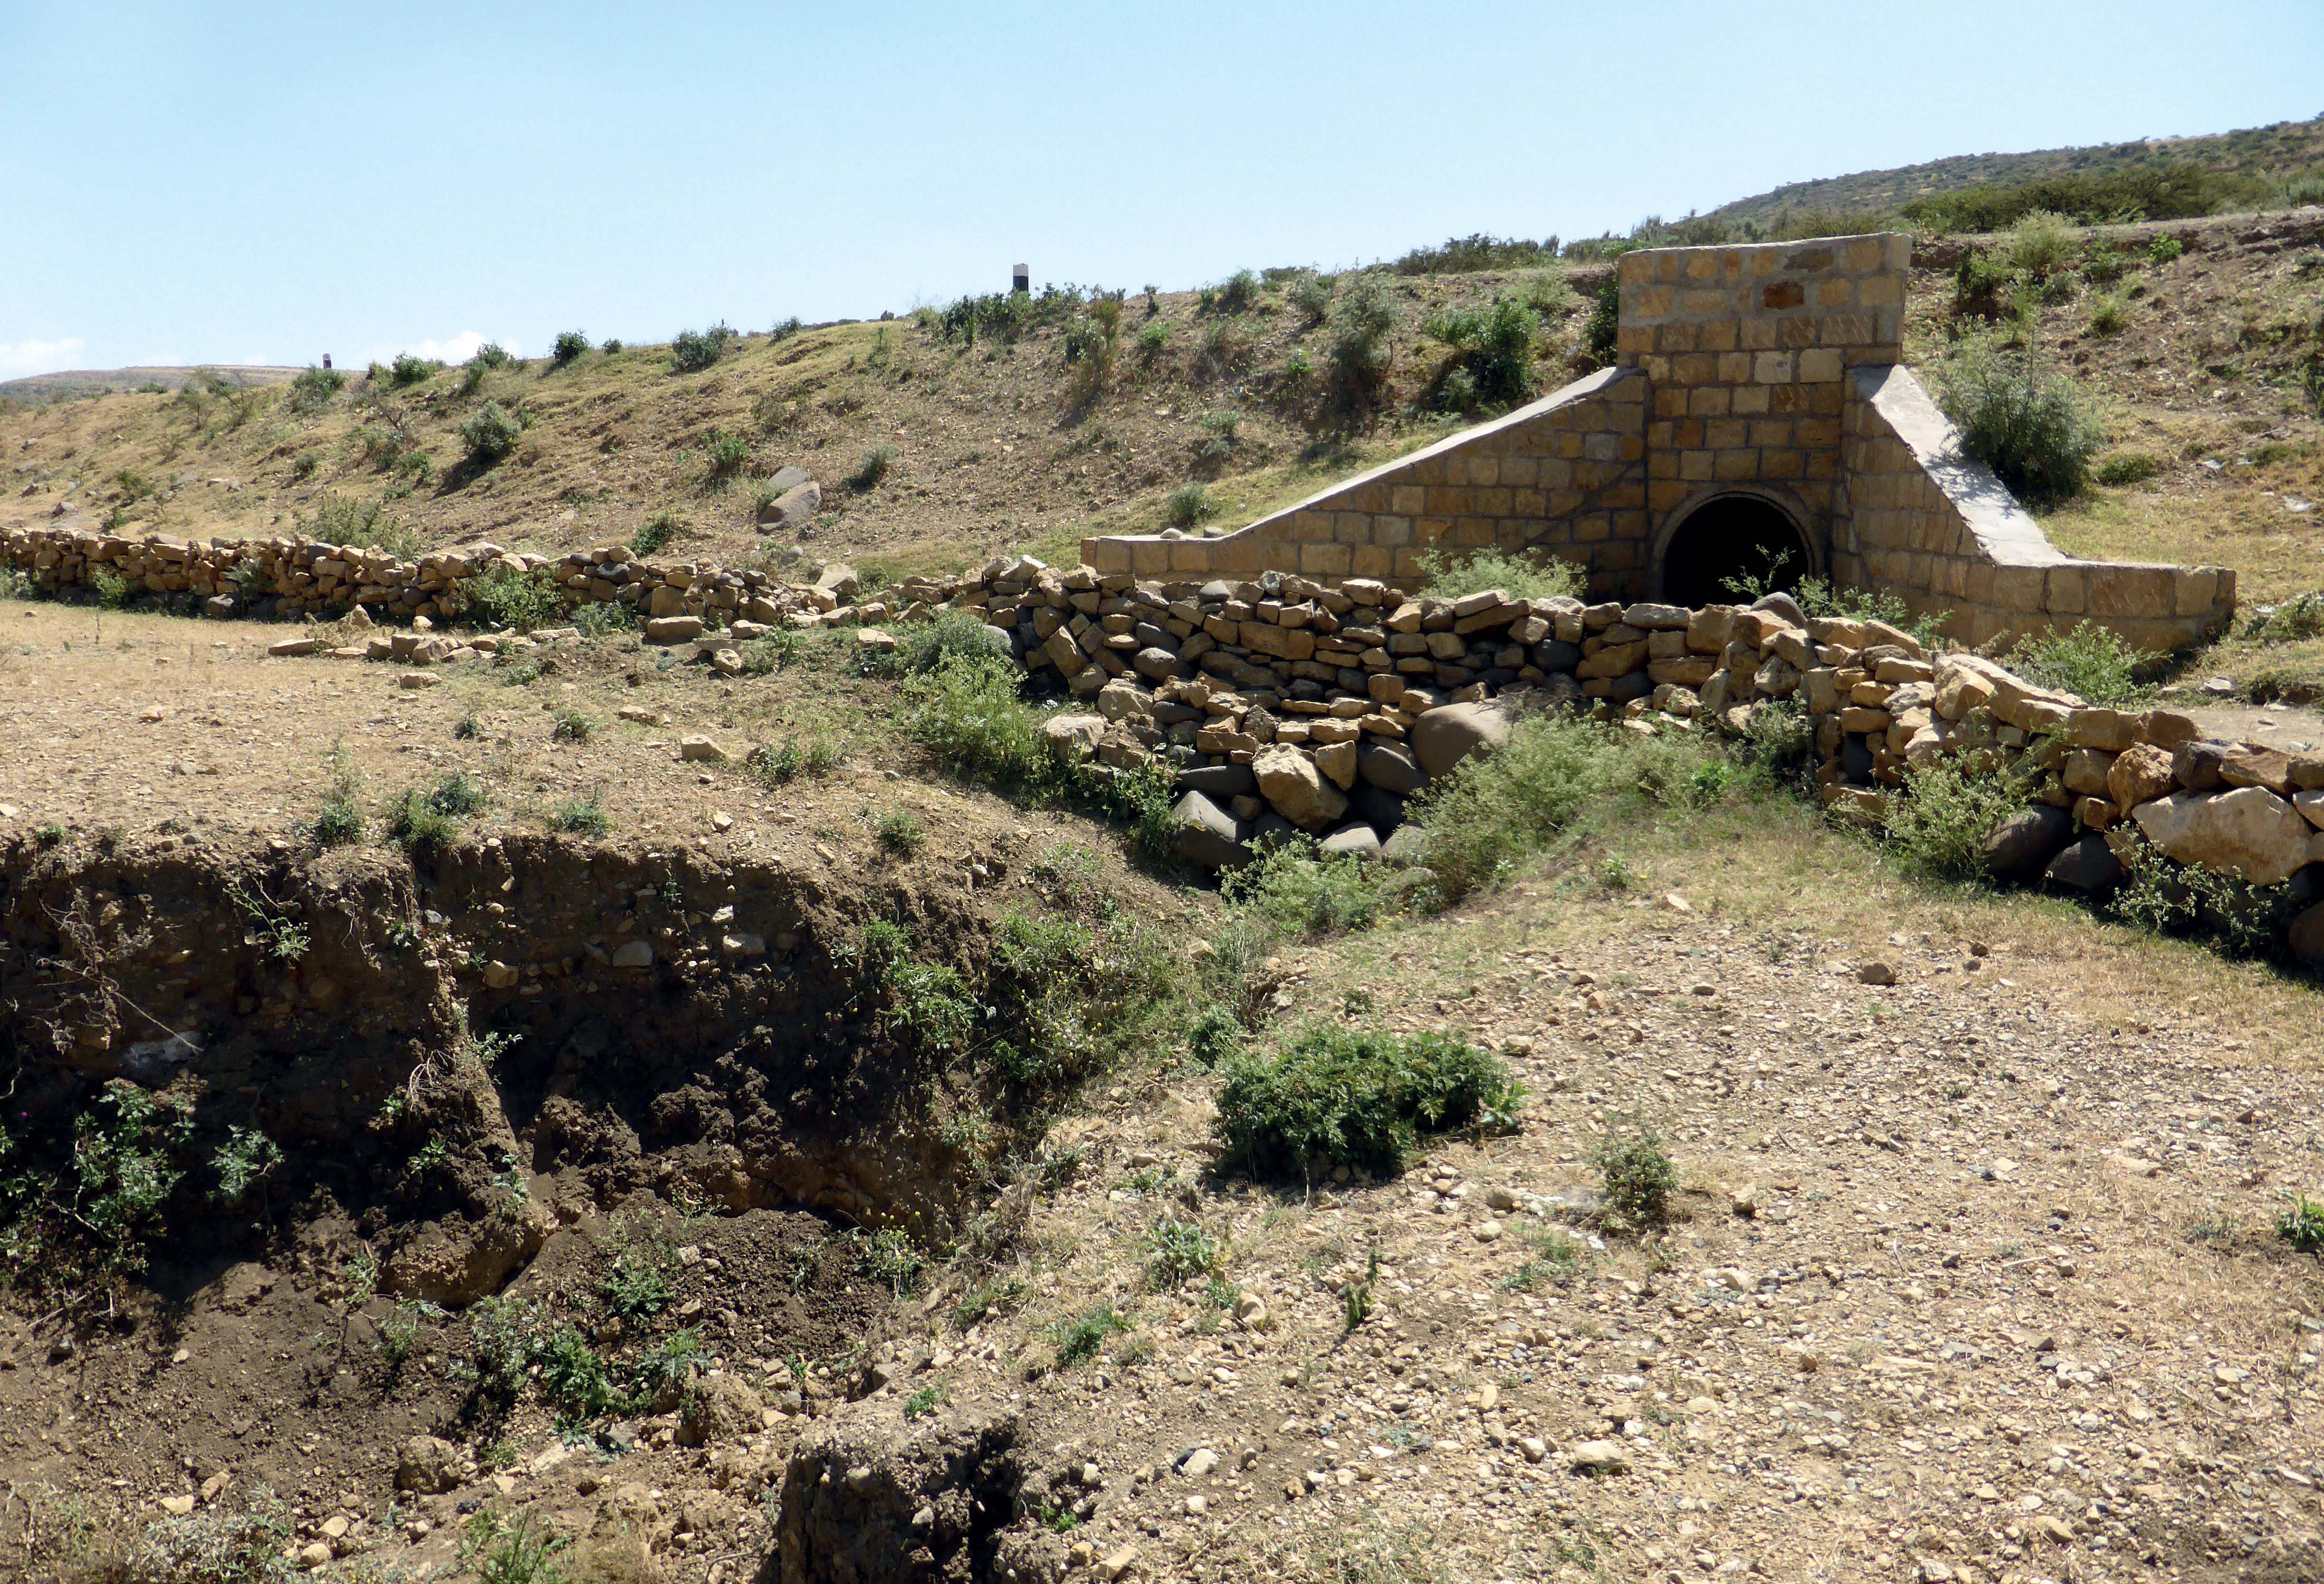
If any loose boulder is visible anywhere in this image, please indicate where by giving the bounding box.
[1170,791,1249,870]
[1253,745,1348,830]
[1410,699,1514,779]
[1983,804,2074,879]
[1357,742,1425,794]
[2044,835,2125,894]
[2130,787,2315,885]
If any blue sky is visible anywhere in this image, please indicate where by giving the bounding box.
[2,0,2318,378]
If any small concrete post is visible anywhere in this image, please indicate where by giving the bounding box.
[1012,264,1029,294]
[321,354,332,369]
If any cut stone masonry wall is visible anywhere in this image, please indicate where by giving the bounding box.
[1084,233,2235,654]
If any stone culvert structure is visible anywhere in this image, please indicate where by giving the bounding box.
[1081,233,2235,654]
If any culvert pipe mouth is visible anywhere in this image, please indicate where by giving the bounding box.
[1657,494,1814,608]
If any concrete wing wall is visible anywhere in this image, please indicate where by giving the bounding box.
[1082,367,1648,592]
[1836,365,2235,652]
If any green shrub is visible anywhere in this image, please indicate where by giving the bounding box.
[86,566,137,609]
[1195,408,1241,461]
[875,809,923,855]
[2003,621,2144,705]
[2279,1193,2324,1256]
[627,1329,707,1404]
[207,1126,281,1207]
[899,655,1052,787]
[549,794,610,837]
[1579,280,1620,367]
[461,1508,569,1584]
[769,315,804,341]
[458,564,566,632]
[845,444,895,491]
[1928,335,2104,505]
[601,337,624,354]
[388,773,487,850]
[2087,293,2128,335]
[572,600,637,637]
[1883,754,2036,885]
[1326,276,1402,410]
[600,1211,675,1318]
[459,401,525,466]
[746,735,843,784]
[1144,1217,1219,1288]
[669,324,738,373]
[313,741,365,846]
[1211,270,1260,314]
[1136,319,1172,352]
[1214,1025,1518,1180]
[551,330,590,366]
[534,1324,617,1420]
[631,512,679,557]
[1222,836,1391,938]
[288,364,346,414]
[1999,209,2078,282]
[1589,1129,1676,1230]
[704,429,752,480]
[2148,235,2184,266]
[387,353,439,388]
[470,341,520,371]
[1163,483,1214,528]
[551,708,595,743]
[1390,233,1559,275]
[2244,592,2324,644]
[1415,545,1584,602]
[2095,452,2161,486]
[2108,832,2305,958]
[1050,1304,1129,1366]
[1289,271,1334,322]
[1423,297,1539,410]
[851,1228,926,1297]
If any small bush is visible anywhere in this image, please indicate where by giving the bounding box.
[669,323,738,373]
[313,741,365,846]
[1211,269,1259,314]
[2087,293,2128,335]
[2279,1193,2324,1256]
[2148,235,2184,266]
[469,341,521,371]
[551,708,595,743]
[1136,319,1172,352]
[86,566,137,609]
[631,512,679,557]
[209,1126,282,1206]
[1883,754,2036,884]
[2095,452,2161,486]
[459,401,525,466]
[457,564,566,632]
[388,773,487,850]
[1423,297,1539,410]
[1929,335,2104,505]
[387,353,439,388]
[1144,1217,1219,1288]
[1289,271,1334,322]
[551,330,590,366]
[549,794,610,837]
[2244,592,2324,644]
[1326,276,1402,411]
[2004,621,2144,705]
[747,735,843,784]
[704,429,752,480]
[2000,208,2078,282]
[1589,1129,1677,1230]
[1050,1304,1129,1366]
[846,444,895,492]
[769,315,804,341]
[1195,407,1241,461]
[288,364,346,414]
[1222,836,1391,938]
[534,1324,617,1420]
[875,810,923,855]
[1579,280,1621,367]
[1415,545,1584,602]
[1163,483,1214,528]
[1214,1025,1518,1180]
[851,1228,926,1297]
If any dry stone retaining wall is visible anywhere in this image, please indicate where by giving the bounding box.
[1083,234,2235,654]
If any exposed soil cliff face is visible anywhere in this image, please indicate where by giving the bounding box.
[0,829,1007,1312]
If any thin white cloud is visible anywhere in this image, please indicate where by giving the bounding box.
[0,336,89,378]
[366,331,524,365]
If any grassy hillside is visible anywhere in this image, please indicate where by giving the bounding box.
[0,268,1602,588]
[1707,112,2324,233]
[0,363,303,402]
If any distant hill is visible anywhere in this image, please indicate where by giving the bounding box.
[0,365,304,403]
[1705,113,2324,231]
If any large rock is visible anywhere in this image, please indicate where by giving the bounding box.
[1252,746,1348,830]
[1357,742,1425,794]
[758,485,820,534]
[2108,742,2176,811]
[1040,713,1107,762]
[1409,700,1514,780]
[2130,787,2315,885]
[1176,763,1255,800]
[395,1435,473,1495]
[2291,902,2324,967]
[646,615,706,644]
[1169,791,1249,870]
[775,1409,1021,1584]
[1983,804,2075,880]
[384,1210,551,1308]
[678,1374,765,1447]
[2044,835,2125,894]
[1319,822,1382,861]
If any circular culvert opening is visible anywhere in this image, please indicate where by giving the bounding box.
[1658,494,1814,608]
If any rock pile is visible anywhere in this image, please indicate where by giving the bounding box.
[9,523,2319,956]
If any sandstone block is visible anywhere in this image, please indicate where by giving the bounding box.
[2108,742,2175,811]
[1410,699,1514,778]
[1170,790,1250,869]
[679,734,728,763]
[2130,787,2315,885]
[1253,745,1348,829]
[1312,738,1359,790]
[647,615,706,644]
[1041,713,1107,761]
